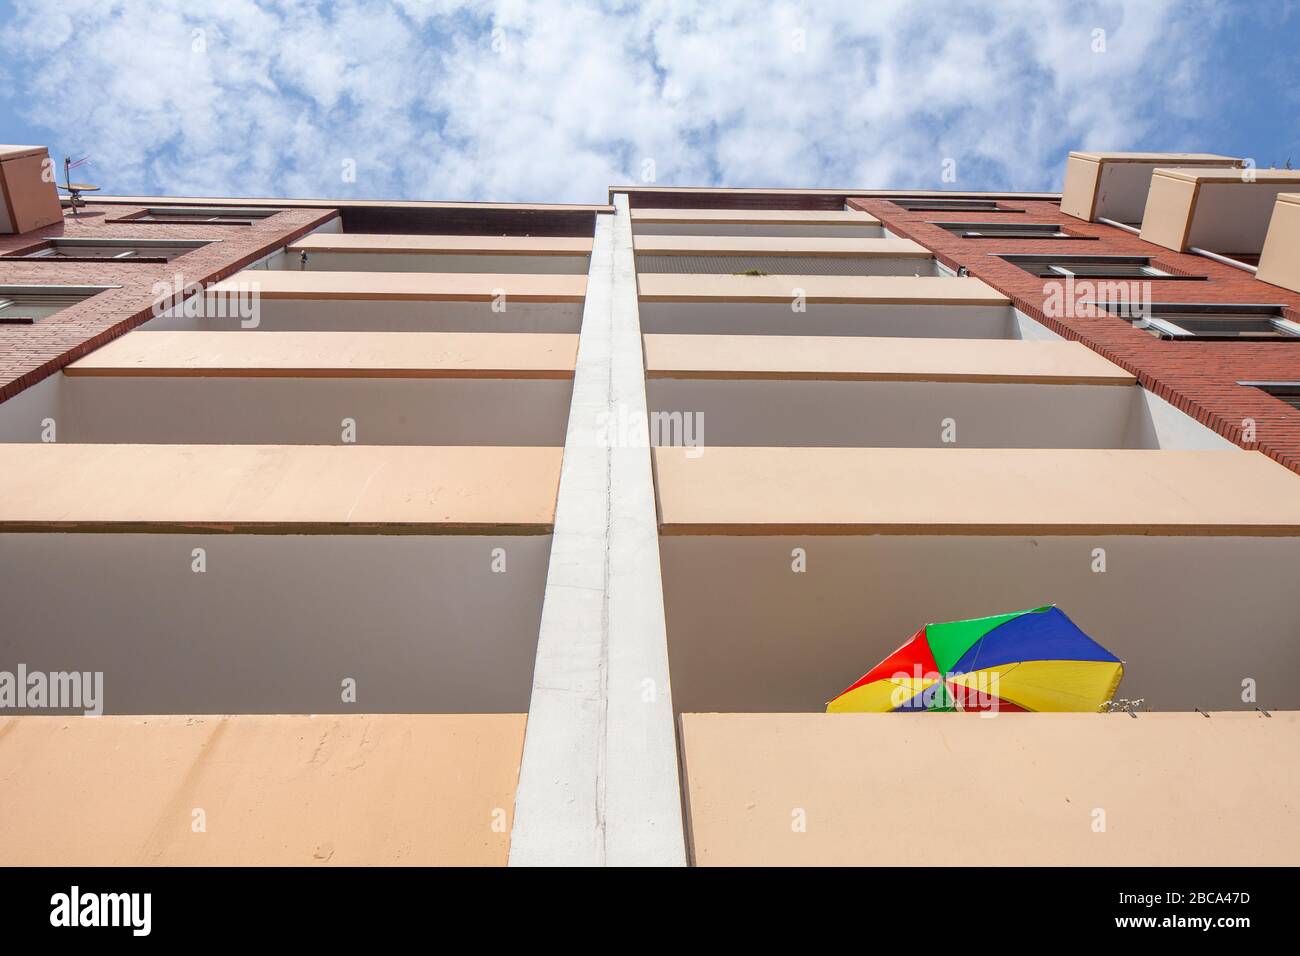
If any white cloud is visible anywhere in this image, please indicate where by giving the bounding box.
[1,0,1216,202]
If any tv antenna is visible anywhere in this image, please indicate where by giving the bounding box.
[59,155,99,216]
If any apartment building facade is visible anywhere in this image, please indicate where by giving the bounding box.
[0,144,1296,866]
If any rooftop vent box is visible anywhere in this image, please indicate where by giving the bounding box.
[0,145,63,235]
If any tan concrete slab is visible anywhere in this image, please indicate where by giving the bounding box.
[0,145,49,162]
[630,208,881,226]
[65,331,579,379]
[208,270,587,301]
[617,187,1059,203]
[680,712,1299,866]
[1139,172,1200,250]
[654,447,1300,535]
[0,714,525,865]
[289,233,594,256]
[0,444,562,533]
[93,195,612,213]
[1257,193,1300,293]
[1068,151,1238,163]
[633,235,928,257]
[1151,167,1300,185]
[643,334,1134,384]
[637,274,1008,305]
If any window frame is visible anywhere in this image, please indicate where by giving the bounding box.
[931,221,1078,239]
[0,284,121,325]
[125,206,284,225]
[1240,382,1300,408]
[9,237,217,262]
[1095,302,1300,340]
[893,198,1008,212]
[998,253,1205,281]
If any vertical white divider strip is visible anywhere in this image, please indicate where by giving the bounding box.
[509,196,686,866]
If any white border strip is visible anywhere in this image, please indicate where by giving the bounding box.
[509,195,686,866]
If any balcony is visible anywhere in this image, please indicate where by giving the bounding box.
[0,442,562,714]
[36,330,577,445]
[637,273,1015,337]
[638,333,1214,449]
[653,446,1300,713]
[144,270,588,333]
[1060,151,1242,225]
[630,207,884,238]
[633,235,939,276]
[287,233,593,274]
[0,714,524,865]
[1140,166,1300,257]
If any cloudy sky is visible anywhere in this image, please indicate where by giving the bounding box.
[1,0,1295,203]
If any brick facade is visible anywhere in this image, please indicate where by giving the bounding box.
[852,197,1300,473]
[0,203,336,402]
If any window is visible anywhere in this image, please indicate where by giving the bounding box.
[130,206,282,225]
[0,285,118,324]
[934,222,1075,239]
[1100,303,1300,340]
[12,238,214,262]
[1000,254,1201,280]
[1242,383,1300,409]
[893,198,1005,212]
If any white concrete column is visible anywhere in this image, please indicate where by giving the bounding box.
[509,195,686,866]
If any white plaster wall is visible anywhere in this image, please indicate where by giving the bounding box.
[140,298,583,333]
[286,252,590,274]
[1097,162,1164,224]
[648,380,1143,448]
[659,534,1300,713]
[45,376,572,446]
[638,302,1017,337]
[0,532,551,714]
[631,222,885,238]
[1189,183,1300,255]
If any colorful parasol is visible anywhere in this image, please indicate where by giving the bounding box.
[826,605,1123,713]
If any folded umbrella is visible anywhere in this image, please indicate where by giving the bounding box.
[827,605,1123,713]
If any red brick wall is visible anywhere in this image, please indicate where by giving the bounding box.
[0,203,337,402]
[851,197,1300,473]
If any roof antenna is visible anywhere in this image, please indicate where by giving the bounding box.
[59,155,99,216]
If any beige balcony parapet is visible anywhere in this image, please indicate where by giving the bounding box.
[636,273,1008,305]
[644,334,1133,385]
[0,444,562,533]
[90,194,613,214]
[681,712,1300,866]
[632,235,928,257]
[1256,193,1300,294]
[1060,151,1241,223]
[630,208,881,226]
[206,270,588,301]
[288,233,594,256]
[1140,166,1300,254]
[0,714,525,866]
[65,330,578,379]
[613,185,1060,203]
[654,447,1300,535]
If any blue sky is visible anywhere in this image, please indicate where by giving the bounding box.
[1,0,1296,203]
